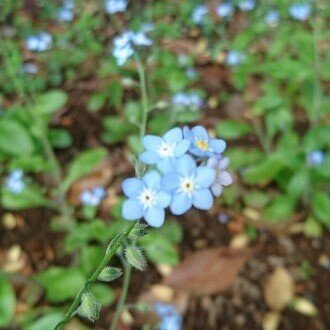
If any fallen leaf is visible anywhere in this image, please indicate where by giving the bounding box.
[230,233,250,249]
[264,267,294,311]
[292,297,318,317]
[163,247,255,295]
[262,311,281,330]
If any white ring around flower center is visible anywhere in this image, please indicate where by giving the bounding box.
[157,141,175,158]
[179,176,195,195]
[139,188,156,208]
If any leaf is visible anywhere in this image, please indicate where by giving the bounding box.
[31,90,68,116]
[291,297,318,316]
[48,128,72,148]
[303,216,323,238]
[125,246,147,271]
[216,120,252,139]
[34,267,85,303]
[0,277,16,328]
[1,186,48,210]
[87,92,107,112]
[102,116,136,145]
[25,312,64,330]
[90,284,115,306]
[107,81,123,110]
[78,246,104,276]
[163,247,254,295]
[264,195,295,222]
[98,267,122,282]
[80,291,100,322]
[62,148,107,192]
[263,267,294,311]
[0,119,34,156]
[287,168,309,200]
[224,147,263,170]
[312,192,330,229]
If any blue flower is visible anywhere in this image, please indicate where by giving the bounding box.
[154,303,182,330]
[58,7,74,22]
[183,126,226,158]
[20,63,38,75]
[218,213,229,224]
[6,170,25,194]
[80,186,106,206]
[172,93,203,111]
[130,31,152,46]
[216,3,234,18]
[192,5,208,24]
[307,150,325,166]
[161,155,216,215]
[238,0,255,11]
[122,171,171,227]
[140,127,190,173]
[265,10,279,25]
[226,50,245,66]
[207,157,233,196]
[289,3,311,21]
[105,0,127,14]
[25,32,52,52]
[186,68,198,79]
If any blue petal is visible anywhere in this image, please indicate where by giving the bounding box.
[142,170,161,190]
[162,172,180,193]
[143,135,162,151]
[189,146,205,157]
[192,189,214,210]
[170,192,192,215]
[174,139,190,157]
[122,199,143,220]
[209,138,226,154]
[176,155,196,176]
[157,158,175,173]
[163,127,183,143]
[122,178,143,198]
[155,191,172,208]
[144,206,165,227]
[183,126,192,140]
[195,166,216,188]
[191,125,209,140]
[139,151,159,164]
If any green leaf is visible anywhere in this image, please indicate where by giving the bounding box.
[78,246,104,276]
[224,147,263,170]
[25,312,64,330]
[264,195,295,222]
[87,92,107,112]
[34,267,85,303]
[31,90,68,116]
[243,155,284,184]
[1,186,48,210]
[243,190,270,208]
[303,216,323,238]
[124,101,141,124]
[9,155,49,172]
[216,120,252,139]
[107,81,123,110]
[98,267,122,282]
[0,119,34,156]
[125,246,146,271]
[102,116,136,144]
[287,168,309,200]
[157,220,183,244]
[80,292,100,322]
[48,128,72,148]
[0,277,16,328]
[90,284,115,306]
[312,192,330,229]
[62,148,107,192]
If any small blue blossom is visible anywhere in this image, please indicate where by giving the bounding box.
[289,3,311,21]
[238,0,256,11]
[139,127,190,173]
[130,31,152,46]
[161,155,216,215]
[307,150,325,166]
[218,213,229,224]
[207,157,233,196]
[186,68,198,79]
[25,32,52,52]
[122,171,171,227]
[141,22,154,32]
[265,10,280,25]
[216,3,234,18]
[183,126,226,158]
[20,63,38,75]
[172,93,203,111]
[80,186,106,206]
[192,5,208,24]
[226,50,245,66]
[105,0,127,14]
[154,303,182,330]
[6,170,25,194]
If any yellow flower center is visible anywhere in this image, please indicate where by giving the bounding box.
[195,140,209,151]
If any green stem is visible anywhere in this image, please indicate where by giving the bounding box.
[54,222,137,330]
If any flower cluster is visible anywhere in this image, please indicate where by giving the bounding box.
[289,3,311,21]
[172,93,203,111]
[6,170,25,194]
[307,150,325,167]
[191,5,208,24]
[57,0,74,22]
[265,10,280,26]
[238,0,256,12]
[80,186,106,206]
[25,32,52,52]
[122,126,232,227]
[112,30,152,65]
[226,50,245,66]
[105,0,127,14]
[154,302,182,330]
[216,3,234,18]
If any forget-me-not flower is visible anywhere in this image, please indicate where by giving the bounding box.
[216,3,234,18]
[289,3,311,21]
[139,127,190,173]
[265,10,280,25]
[307,150,325,166]
[105,0,127,14]
[20,63,38,75]
[25,32,52,52]
[183,126,226,158]
[122,171,171,227]
[130,31,152,46]
[172,93,203,111]
[207,157,233,196]
[192,5,208,24]
[226,50,245,66]
[238,0,256,11]
[161,155,216,215]
[80,186,106,206]
[6,170,25,194]
[154,302,182,330]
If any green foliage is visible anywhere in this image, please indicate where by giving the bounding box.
[125,246,147,271]
[0,277,16,328]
